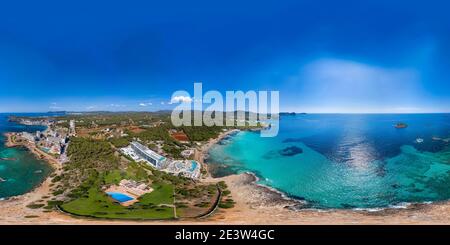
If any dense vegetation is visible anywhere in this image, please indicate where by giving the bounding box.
[54,112,171,129]
[54,137,218,219]
[22,111,238,219]
[48,137,121,202]
[67,137,118,170]
[217,181,235,209]
[109,137,132,148]
[180,125,224,142]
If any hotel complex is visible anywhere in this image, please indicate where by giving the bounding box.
[18,121,69,155]
[130,141,166,168]
[121,141,201,179]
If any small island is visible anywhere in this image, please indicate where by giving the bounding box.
[394,122,408,129]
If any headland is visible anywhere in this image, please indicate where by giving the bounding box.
[2,112,450,225]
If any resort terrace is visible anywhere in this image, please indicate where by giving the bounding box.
[104,179,153,206]
[121,142,201,179]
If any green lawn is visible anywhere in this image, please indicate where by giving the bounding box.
[104,162,148,185]
[138,183,174,205]
[104,170,122,184]
[61,183,175,220]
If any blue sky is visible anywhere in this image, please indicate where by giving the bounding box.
[0,0,449,113]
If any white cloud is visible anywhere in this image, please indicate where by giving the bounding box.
[139,102,152,107]
[289,58,422,112]
[302,59,419,88]
[170,96,193,104]
[109,104,126,108]
[49,102,62,110]
[161,101,165,105]
[390,107,424,113]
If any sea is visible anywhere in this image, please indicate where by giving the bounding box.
[207,114,450,209]
[0,113,61,199]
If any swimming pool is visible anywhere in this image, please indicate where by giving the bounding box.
[41,147,50,153]
[107,192,134,203]
[190,161,198,172]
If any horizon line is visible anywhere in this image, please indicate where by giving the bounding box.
[1,110,450,114]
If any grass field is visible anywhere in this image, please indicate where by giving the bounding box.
[60,183,175,220]
[104,162,149,185]
[138,183,174,205]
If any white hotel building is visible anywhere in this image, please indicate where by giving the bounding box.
[129,141,166,169]
[121,141,201,179]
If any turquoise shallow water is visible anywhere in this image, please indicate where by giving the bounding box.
[0,113,53,198]
[207,114,450,209]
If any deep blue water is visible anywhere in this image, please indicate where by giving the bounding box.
[0,113,56,198]
[207,114,450,209]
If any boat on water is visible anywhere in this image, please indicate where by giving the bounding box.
[394,122,408,129]
[415,138,424,143]
[431,136,449,143]
[0,157,17,161]
[0,177,5,182]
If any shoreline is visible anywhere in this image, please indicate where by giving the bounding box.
[1,133,59,203]
[3,132,60,169]
[2,129,450,224]
[198,129,304,207]
[4,132,16,148]
[199,129,450,224]
[195,128,240,178]
[206,172,450,224]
